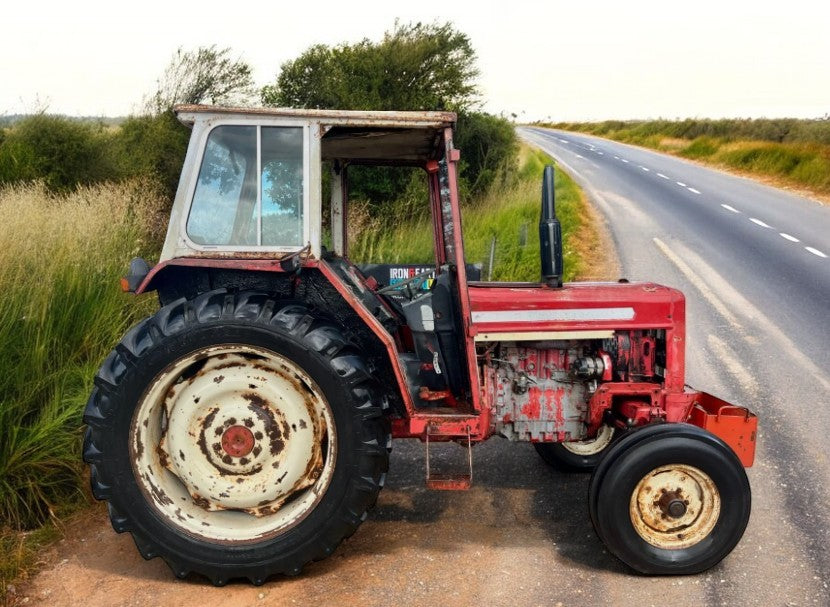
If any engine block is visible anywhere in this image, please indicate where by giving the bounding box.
[493,344,595,442]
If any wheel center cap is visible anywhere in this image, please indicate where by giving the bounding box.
[221,425,255,458]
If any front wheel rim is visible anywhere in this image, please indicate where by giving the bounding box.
[629,464,720,550]
[130,344,337,543]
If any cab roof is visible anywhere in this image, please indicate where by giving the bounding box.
[174,105,457,164]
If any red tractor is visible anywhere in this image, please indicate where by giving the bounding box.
[83,106,757,585]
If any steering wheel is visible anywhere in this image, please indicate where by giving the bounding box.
[377,268,436,302]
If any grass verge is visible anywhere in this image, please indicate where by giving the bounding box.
[0,180,164,600]
[350,144,606,281]
[546,119,830,200]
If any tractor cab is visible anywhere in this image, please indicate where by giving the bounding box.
[143,106,478,419]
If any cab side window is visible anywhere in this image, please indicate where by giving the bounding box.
[187,125,305,248]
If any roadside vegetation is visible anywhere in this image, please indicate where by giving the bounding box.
[546,118,830,197]
[350,145,598,282]
[0,180,165,599]
[0,22,604,600]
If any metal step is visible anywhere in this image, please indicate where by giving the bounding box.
[425,425,472,490]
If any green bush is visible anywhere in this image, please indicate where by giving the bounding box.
[112,110,190,202]
[455,111,518,198]
[0,115,115,193]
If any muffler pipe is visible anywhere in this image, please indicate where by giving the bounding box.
[540,164,564,287]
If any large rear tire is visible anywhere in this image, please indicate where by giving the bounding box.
[83,291,390,585]
[589,424,750,575]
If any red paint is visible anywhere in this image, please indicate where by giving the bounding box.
[687,391,758,466]
[520,389,542,419]
[221,425,255,458]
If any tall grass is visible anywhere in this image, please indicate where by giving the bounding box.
[546,119,830,196]
[349,146,589,282]
[0,181,163,531]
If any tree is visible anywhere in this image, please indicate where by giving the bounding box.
[262,22,479,111]
[262,22,517,213]
[147,45,255,115]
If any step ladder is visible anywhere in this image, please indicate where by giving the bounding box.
[425,425,473,490]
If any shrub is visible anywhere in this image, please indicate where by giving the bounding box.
[0,115,114,193]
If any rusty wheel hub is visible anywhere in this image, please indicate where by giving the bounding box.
[131,345,336,542]
[221,425,255,458]
[629,464,720,550]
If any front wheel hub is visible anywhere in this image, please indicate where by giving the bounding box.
[630,464,720,550]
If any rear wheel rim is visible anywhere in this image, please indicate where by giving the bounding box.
[130,344,336,543]
[629,464,720,550]
[562,424,615,456]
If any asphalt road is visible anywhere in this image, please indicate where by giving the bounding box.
[520,127,830,604]
[18,131,830,607]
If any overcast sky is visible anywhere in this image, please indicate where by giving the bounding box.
[3,0,829,121]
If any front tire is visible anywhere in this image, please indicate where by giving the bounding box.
[83,291,390,585]
[589,424,751,575]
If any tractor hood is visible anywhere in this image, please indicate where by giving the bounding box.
[467,281,685,341]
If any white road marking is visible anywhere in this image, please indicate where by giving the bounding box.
[653,238,743,330]
[750,218,772,228]
[654,237,830,392]
[614,155,620,160]
[640,166,650,171]
[688,187,701,194]
[721,204,740,213]
[596,151,604,155]
[676,181,686,187]
[779,233,799,242]
[805,247,828,258]
[657,173,669,179]
[707,334,759,396]
[575,154,584,159]
[621,159,630,163]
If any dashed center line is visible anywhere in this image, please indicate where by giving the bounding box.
[640,166,650,171]
[676,181,686,187]
[779,233,799,242]
[575,154,584,159]
[596,151,604,155]
[721,204,740,213]
[621,159,629,163]
[806,247,828,258]
[657,173,669,179]
[688,188,701,194]
[749,218,772,228]
[614,155,620,160]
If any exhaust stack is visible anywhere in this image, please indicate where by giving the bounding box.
[539,165,564,287]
